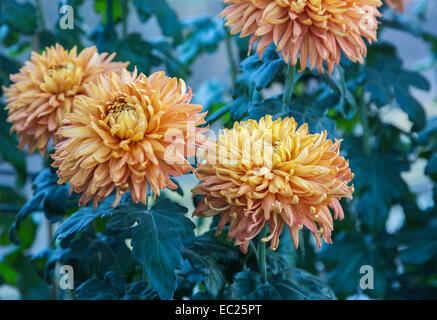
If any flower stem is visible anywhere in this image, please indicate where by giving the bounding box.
[107,0,114,31]
[121,0,128,38]
[224,31,237,87]
[282,63,297,108]
[258,225,268,282]
[146,184,151,210]
[143,263,147,281]
[358,87,371,155]
[35,0,46,31]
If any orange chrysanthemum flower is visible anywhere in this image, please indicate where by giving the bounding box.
[51,69,209,208]
[3,44,127,155]
[386,0,405,12]
[193,115,354,253]
[220,0,382,74]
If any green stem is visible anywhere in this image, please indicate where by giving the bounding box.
[206,104,231,123]
[143,263,147,281]
[282,63,297,107]
[258,225,268,282]
[121,0,128,38]
[358,87,371,155]
[224,31,237,87]
[35,0,46,31]
[146,184,151,210]
[107,0,114,30]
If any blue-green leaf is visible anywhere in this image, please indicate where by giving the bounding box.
[182,234,240,298]
[225,268,335,300]
[108,200,195,299]
[133,0,182,43]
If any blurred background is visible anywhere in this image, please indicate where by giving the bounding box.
[1,0,437,300]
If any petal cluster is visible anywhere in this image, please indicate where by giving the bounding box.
[193,115,354,253]
[220,0,382,74]
[3,44,127,155]
[52,69,209,208]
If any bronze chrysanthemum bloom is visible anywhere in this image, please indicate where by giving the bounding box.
[193,115,354,253]
[3,44,127,155]
[51,69,210,208]
[220,0,382,74]
[386,0,405,12]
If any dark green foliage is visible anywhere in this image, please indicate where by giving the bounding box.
[108,200,195,299]
[177,16,224,65]
[321,233,397,299]
[134,0,182,43]
[347,139,410,231]
[182,234,241,298]
[9,169,70,244]
[76,272,157,300]
[0,0,37,34]
[224,269,335,300]
[365,44,429,130]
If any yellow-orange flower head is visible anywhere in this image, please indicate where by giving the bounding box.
[220,0,382,74]
[51,69,209,208]
[193,115,354,253]
[3,44,127,155]
[386,0,405,12]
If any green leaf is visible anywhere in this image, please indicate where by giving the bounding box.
[227,45,285,121]
[192,78,227,112]
[0,249,50,299]
[225,268,336,300]
[76,272,126,300]
[0,54,20,87]
[318,67,357,119]
[9,169,70,244]
[321,232,397,299]
[248,98,285,121]
[0,261,18,284]
[182,234,240,298]
[76,272,158,300]
[347,139,409,231]
[0,184,26,211]
[123,281,158,300]
[94,0,122,24]
[8,192,45,245]
[169,177,184,196]
[395,222,437,265]
[0,102,27,185]
[239,45,285,92]
[0,0,37,34]
[53,197,114,242]
[288,94,337,138]
[418,117,437,144]
[108,199,195,299]
[365,44,429,131]
[425,153,437,176]
[133,0,182,43]
[177,16,224,65]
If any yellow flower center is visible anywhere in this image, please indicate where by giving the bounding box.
[103,97,146,142]
[273,0,308,11]
[46,62,71,76]
[41,62,82,95]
